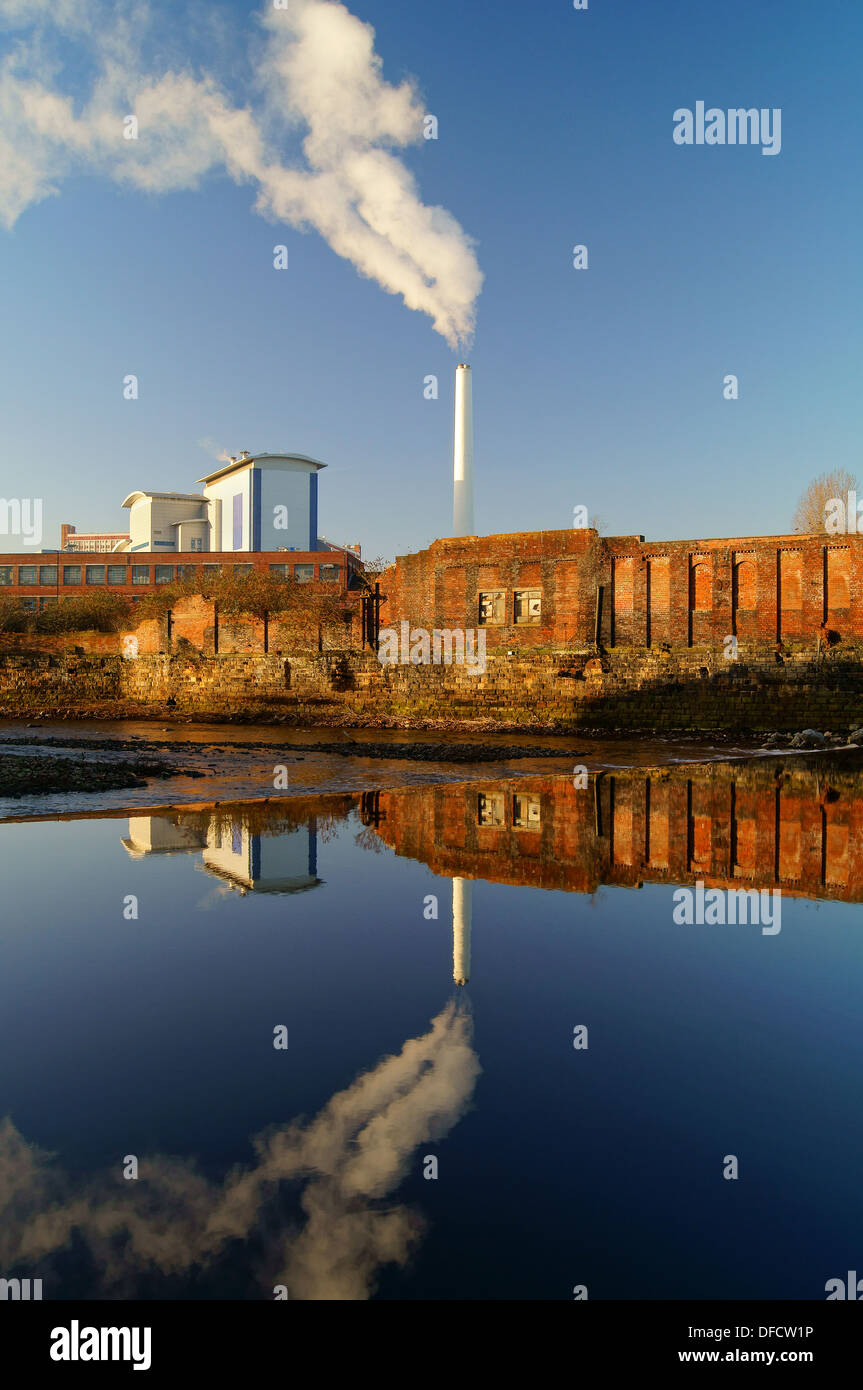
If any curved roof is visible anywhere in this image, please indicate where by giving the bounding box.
[122,491,206,508]
[198,453,327,486]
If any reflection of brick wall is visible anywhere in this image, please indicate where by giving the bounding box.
[380,529,863,653]
[373,761,863,902]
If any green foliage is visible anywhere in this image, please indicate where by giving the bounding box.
[0,595,30,632]
[35,593,132,632]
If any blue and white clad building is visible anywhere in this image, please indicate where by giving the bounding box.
[119,452,325,554]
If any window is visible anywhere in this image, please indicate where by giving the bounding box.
[513,794,541,828]
[176,565,196,579]
[202,564,220,574]
[107,565,126,585]
[319,564,339,583]
[0,567,12,586]
[269,564,290,580]
[189,537,203,552]
[514,589,541,624]
[18,565,37,585]
[233,564,253,576]
[294,564,314,583]
[63,565,81,585]
[39,596,57,610]
[131,566,150,585]
[20,597,37,612]
[85,566,105,585]
[478,590,505,625]
[477,792,505,827]
[39,565,58,585]
[154,565,174,585]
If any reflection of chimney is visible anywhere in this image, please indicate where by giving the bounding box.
[452,364,474,537]
[452,877,472,986]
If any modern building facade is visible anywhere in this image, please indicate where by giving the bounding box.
[0,450,362,609]
[118,453,324,555]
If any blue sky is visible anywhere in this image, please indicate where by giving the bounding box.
[1,0,861,559]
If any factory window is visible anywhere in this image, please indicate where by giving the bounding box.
[233,563,253,576]
[39,565,58,586]
[20,597,37,612]
[189,538,203,553]
[154,566,174,585]
[63,565,82,585]
[18,565,37,585]
[269,564,290,580]
[131,566,150,585]
[85,566,105,585]
[477,791,505,827]
[514,589,541,624]
[39,597,57,610]
[175,565,196,579]
[202,564,221,574]
[0,566,12,586]
[294,564,314,583]
[478,590,505,625]
[513,794,542,828]
[319,564,340,583]
[107,565,127,585]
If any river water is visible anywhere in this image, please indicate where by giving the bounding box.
[0,750,860,1299]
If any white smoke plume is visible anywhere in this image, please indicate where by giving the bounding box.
[0,0,482,345]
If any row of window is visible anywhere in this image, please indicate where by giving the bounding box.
[478,589,542,626]
[0,562,342,588]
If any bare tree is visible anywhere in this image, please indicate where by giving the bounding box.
[792,470,858,534]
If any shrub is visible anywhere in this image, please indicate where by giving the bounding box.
[34,593,131,633]
[0,595,31,633]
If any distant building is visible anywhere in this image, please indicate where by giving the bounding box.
[61,524,130,553]
[1,449,363,609]
[117,453,325,554]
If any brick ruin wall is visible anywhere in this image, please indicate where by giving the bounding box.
[2,532,863,731]
[379,529,863,656]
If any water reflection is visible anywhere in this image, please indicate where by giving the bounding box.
[370,758,863,903]
[2,755,860,1300]
[123,813,320,895]
[0,1000,480,1300]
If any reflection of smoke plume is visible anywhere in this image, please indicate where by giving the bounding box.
[0,1,483,344]
[0,1002,480,1300]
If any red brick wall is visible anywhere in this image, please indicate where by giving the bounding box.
[0,549,352,607]
[380,530,863,653]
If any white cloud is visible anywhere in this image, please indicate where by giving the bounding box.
[0,0,482,345]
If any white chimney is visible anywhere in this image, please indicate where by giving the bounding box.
[452,363,474,536]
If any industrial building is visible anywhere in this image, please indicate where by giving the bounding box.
[0,451,362,610]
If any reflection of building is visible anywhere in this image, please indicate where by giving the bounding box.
[122,818,208,857]
[202,820,319,894]
[372,761,863,903]
[121,814,320,894]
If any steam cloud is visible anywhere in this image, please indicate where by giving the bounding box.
[0,0,482,344]
[0,1000,481,1299]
